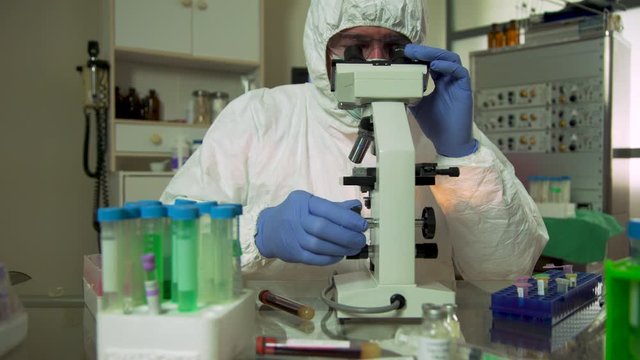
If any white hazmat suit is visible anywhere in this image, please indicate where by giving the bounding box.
[161,0,549,281]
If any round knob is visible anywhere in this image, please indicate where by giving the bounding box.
[181,0,192,7]
[150,133,162,145]
[197,0,208,10]
[421,207,436,239]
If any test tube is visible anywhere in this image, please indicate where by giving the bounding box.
[536,279,545,296]
[514,282,531,298]
[195,201,217,305]
[256,336,381,359]
[258,290,315,320]
[566,273,578,288]
[168,205,199,312]
[171,199,196,302]
[174,198,197,205]
[210,206,235,303]
[141,253,161,314]
[140,205,166,301]
[556,278,569,294]
[122,205,146,313]
[97,207,126,312]
[220,204,244,295]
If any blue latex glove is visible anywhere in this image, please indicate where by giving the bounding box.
[255,190,368,266]
[404,44,478,158]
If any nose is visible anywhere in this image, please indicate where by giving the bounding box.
[365,41,386,59]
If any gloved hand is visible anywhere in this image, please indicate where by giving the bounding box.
[404,44,478,158]
[255,190,368,266]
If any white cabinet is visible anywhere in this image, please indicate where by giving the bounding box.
[111,171,174,206]
[115,0,260,63]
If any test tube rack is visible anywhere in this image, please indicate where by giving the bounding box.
[490,270,602,325]
[97,289,255,360]
[490,300,600,352]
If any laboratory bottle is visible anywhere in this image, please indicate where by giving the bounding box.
[210,205,235,303]
[122,205,146,313]
[126,87,142,119]
[140,205,167,301]
[171,139,190,172]
[115,86,126,119]
[168,205,199,312]
[170,200,195,302]
[487,23,499,49]
[417,304,452,360]
[211,91,229,121]
[494,25,506,48]
[195,201,218,305]
[506,20,519,46]
[146,89,161,121]
[192,90,213,125]
[97,207,127,312]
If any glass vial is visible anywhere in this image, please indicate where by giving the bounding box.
[487,23,499,49]
[122,205,146,313]
[506,20,520,46]
[495,25,506,48]
[417,304,452,360]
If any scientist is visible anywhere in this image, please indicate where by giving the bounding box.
[161,0,549,281]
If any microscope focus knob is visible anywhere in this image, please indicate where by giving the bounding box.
[421,207,436,239]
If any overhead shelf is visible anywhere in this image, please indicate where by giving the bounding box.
[115,46,261,73]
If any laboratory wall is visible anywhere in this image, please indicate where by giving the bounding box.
[264,0,446,88]
[0,0,100,297]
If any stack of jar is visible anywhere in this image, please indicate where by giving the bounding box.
[487,20,521,49]
[115,87,162,121]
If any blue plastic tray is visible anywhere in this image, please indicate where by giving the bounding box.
[490,270,602,325]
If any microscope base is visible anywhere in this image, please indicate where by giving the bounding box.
[333,271,455,319]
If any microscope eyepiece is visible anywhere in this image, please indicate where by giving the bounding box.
[344,45,365,62]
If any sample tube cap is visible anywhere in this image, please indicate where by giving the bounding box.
[167,205,199,220]
[228,203,244,215]
[136,200,163,207]
[140,205,167,219]
[123,206,141,219]
[210,206,235,219]
[629,219,640,240]
[174,198,197,205]
[195,201,218,217]
[97,207,127,222]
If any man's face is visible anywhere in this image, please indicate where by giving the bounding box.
[325,26,411,77]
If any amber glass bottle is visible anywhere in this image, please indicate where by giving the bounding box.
[487,23,498,49]
[146,89,161,121]
[506,20,520,46]
[494,24,506,48]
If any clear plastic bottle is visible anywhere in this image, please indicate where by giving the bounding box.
[417,304,452,360]
[122,205,145,313]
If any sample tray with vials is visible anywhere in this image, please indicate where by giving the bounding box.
[490,270,602,325]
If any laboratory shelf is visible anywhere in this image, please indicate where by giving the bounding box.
[490,270,602,325]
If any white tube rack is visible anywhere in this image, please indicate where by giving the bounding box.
[98,289,255,360]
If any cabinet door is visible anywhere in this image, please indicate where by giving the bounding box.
[115,0,192,54]
[192,0,260,62]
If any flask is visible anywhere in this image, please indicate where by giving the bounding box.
[146,89,161,121]
[506,20,520,46]
[494,25,506,48]
[417,304,452,360]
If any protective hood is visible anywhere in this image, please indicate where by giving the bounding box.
[303,0,426,101]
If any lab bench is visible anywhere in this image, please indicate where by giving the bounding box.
[2,280,603,360]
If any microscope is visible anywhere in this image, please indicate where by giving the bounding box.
[329,46,458,319]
